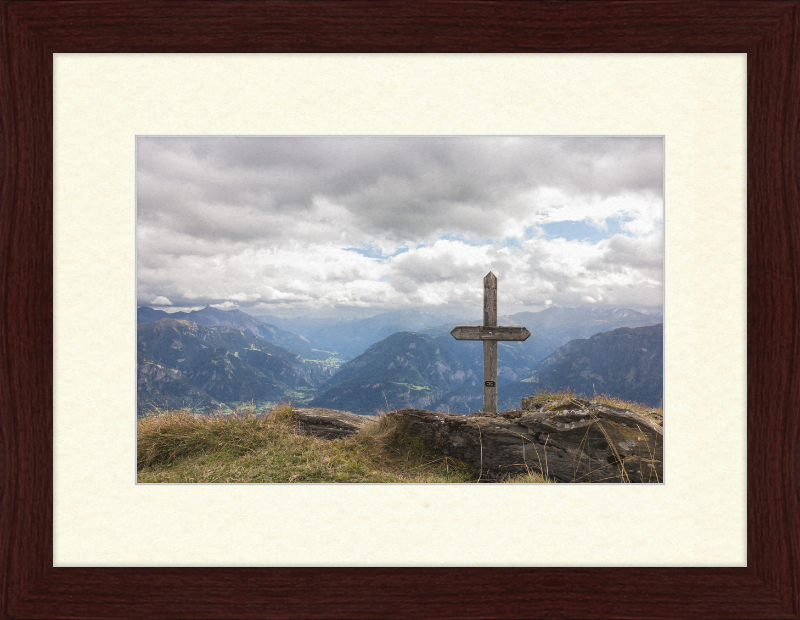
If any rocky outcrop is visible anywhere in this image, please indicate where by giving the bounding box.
[521,395,664,427]
[292,408,375,439]
[393,399,662,483]
[287,399,663,483]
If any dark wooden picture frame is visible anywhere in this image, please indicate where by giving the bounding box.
[2,2,798,618]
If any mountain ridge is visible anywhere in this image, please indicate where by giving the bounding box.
[309,322,664,414]
[308,331,480,414]
[135,305,664,415]
[137,318,334,414]
[528,323,664,406]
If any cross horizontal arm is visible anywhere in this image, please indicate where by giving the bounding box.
[450,326,531,341]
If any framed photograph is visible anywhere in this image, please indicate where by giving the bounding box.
[2,2,797,618]
[135,134,666,485]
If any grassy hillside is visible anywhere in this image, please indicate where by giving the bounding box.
[137,404,551,483]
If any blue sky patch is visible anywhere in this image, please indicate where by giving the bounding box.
[344,245,410,260]
[541,217,629,243]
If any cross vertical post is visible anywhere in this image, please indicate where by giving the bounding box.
[450,272,531,414]
[483,272,498,412]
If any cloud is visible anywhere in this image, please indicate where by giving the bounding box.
[209,301,239,310]
[137,137,664,316]
[137,137,663,244]
[151,296,172,306]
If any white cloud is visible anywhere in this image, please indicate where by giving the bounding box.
[210,301,239,310]
[151,296,172,306]
[137,137,664,316]
[228,292,261,302]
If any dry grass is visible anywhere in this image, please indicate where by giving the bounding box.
[501,433,554,484]
[137,404,281,471]
[137,404,482,483]
[524,387,663,482]
[502,470,553,483]
[137,392,661,484]
[137,404,556,483]
[529,386,663,425]
[528,385,579,404]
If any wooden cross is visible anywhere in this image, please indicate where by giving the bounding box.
[451,272,531,413]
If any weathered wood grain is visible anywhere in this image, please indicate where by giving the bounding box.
[454,272,530,413]
[483,271,497,328]
[482,273,499,409]
[483,340,497,411]
[450,325,531,340]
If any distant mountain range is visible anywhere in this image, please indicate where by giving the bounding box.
[432,323,665,412]
[308,323,664,414]
[254,310,463,360]
[422,306,662,367]
[527,323,664,407]
[308,331,479,414]
[140,305,661,368]
[137,318,334,415]
[135,305,663,415]
[137,306,339,362]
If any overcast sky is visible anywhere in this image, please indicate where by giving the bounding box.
[137,136,664,318]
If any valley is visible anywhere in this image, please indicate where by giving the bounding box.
[137,305,663,416]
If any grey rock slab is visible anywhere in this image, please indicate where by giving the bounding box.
[516,401,663,483]
[393,401,662,483]
[292,407,375,439]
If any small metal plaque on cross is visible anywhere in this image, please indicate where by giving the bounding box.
[450,272,530,413]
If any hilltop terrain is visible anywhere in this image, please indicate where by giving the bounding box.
[137,392,663,484]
